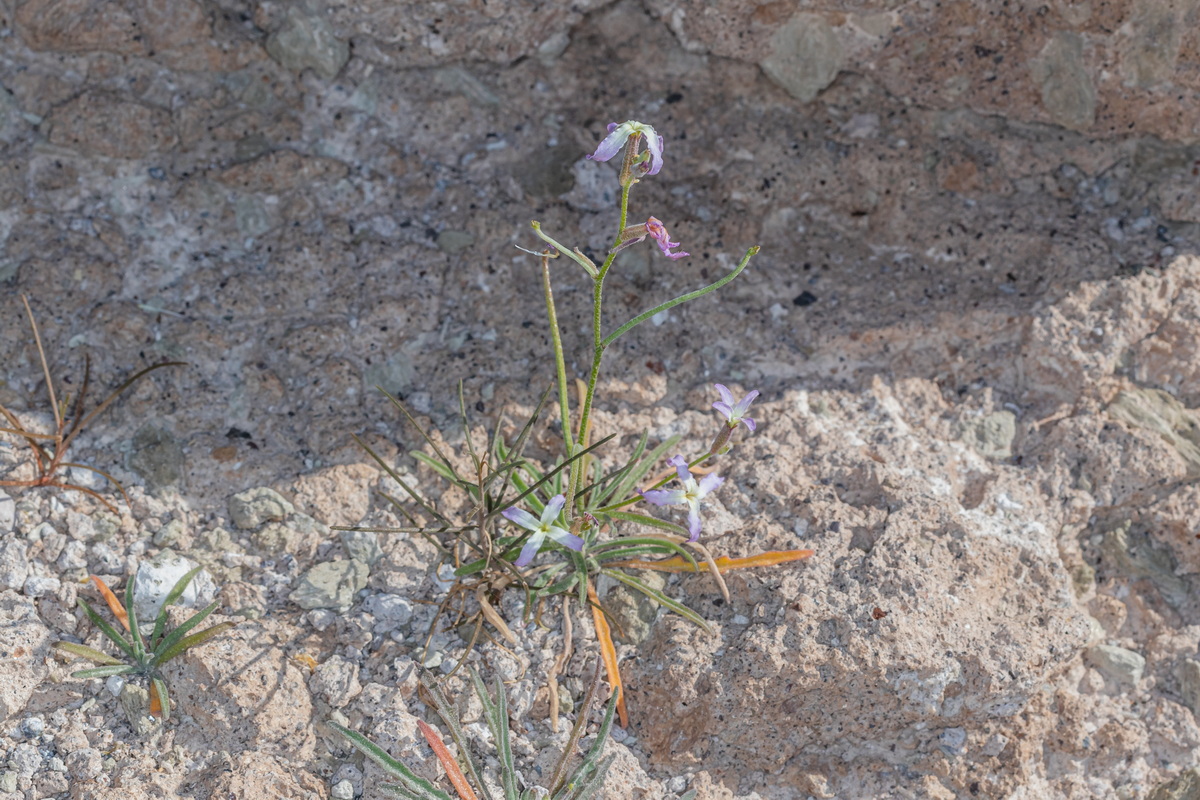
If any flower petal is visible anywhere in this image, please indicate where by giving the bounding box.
[742,416,756,432]
[540,494,567,525]
[666,454,691,482]
[733,389,760,417]
[712,401,733,419]
[547,527,584,552]
[697,472,725,497]
[640,488,688,506]
[686,505,702,542]
[714,384,735,406]
[513,530,547,567]
[587,123,629,163]
[642,131,664,175]
[502,506,541,531]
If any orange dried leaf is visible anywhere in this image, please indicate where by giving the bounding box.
[89,575,130,632]
[293,653,319,671]
[587,581,628,728]
[417,719,478,800]
[608,549,815,573]
[149,680,162,717]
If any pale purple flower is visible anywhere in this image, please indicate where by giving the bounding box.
[645,216,689,259]
[610,217,689,260]
[501,494,584,567]
[639,455,724,542]
[713,384,759,431]
[587,120,664,176]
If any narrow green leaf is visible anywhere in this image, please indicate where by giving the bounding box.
[71,664,136,679]
[604,511,692,539]
[601,246,758,349]
[150,566,202,649]
[422,671,493,800]
[76,598,136,662]
[53,641,126,666]
[124,576,145,662]
[591,535,698,571]
[580,430,646,507]
[329,721,453,800]
[150,601,218,662]
[151,675,171,721]
[154,621,236,666]
[358,436,453,526]
[605,434,682,509]
[601,570,713,634]
[501,435,614,516]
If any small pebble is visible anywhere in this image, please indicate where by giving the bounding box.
[106,675,126,697]
[21,716,45,737]
[24,575,61,598]
[331,779,355,799]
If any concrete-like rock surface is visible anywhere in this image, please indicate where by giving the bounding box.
[2,1,1200,799]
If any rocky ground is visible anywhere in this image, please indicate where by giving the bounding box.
[2,1,1200,798]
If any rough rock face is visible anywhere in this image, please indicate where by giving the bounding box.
[645,0,1200,142]
[3,0,1200,798]
[628,260,1200,796]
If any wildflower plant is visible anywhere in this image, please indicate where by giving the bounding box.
[0,294,184,512]
[330,663,696,800]
[52,567,235,721]
[339,120,812,724]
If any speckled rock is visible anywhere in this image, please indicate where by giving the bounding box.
[289,559,369,611]
[229,487,295,530]
[131,549,217,622]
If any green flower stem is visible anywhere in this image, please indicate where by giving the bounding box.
[566,182,632,520]
[530,221,597,277]
[602,245,759,349]
[541,253,574,451]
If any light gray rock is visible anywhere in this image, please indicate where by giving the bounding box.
[21,715,45,737]
[759,14,845,103]
[66,510,96,541]
[56,539,88,572]
[23,575,61,598]
[64,748,102,782]
[961,411,1017,460]
[289,559,368,610]
[363,353,416,398]
[128,424,185,490]
[0,539,29,591]
[0,489,13,534]
[131,550,216,623]
[362,593,413,632]
[310,654,363,708]
[1148,768,1200,800]
[1179,659,1200,717]
[10,742,41,777]
[339,529,382,566]
[1101,521,1189,609]
[229,487,294,530]
[1086,644,1146,687]
[331,779,355,800]
[1031,32,1096,132]
[266,6,349,80]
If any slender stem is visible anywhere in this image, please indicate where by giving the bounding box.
[566,181,632,520]
[603,245,760,349]
[541,253,574,451]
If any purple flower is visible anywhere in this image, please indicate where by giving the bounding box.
[640,455,724,542]
[610,217,689,260]
[587,120,664,176]
[713,384,759,431]
[501,494,584,567]
[645,217,689,259]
